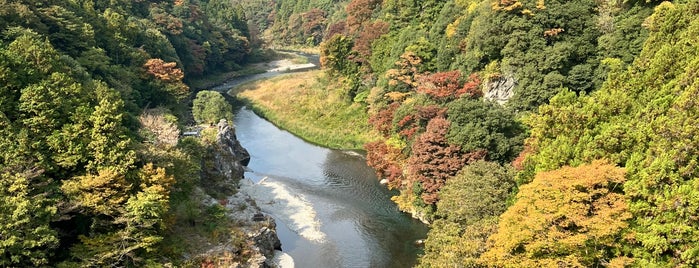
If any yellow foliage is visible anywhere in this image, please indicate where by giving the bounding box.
[62,169,132,216]
[139,163,175,196]
[385,91,411,102]
[446,19,460,38]
[481,161,631,267]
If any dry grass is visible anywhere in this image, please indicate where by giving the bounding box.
[230,70,378,149]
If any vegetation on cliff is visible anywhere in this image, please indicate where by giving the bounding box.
[0,0,264,265]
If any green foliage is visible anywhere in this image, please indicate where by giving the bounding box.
[0,0,256,265]
[320,34,359,77]
[521,2,699,265]
[446,98,525,163]
[0,169,58,266]
[192,90,233,125]
[418,161,515,267]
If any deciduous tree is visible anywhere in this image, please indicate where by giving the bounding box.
[481,161,632,267]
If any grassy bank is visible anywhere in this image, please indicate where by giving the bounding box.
[230,70,378,149]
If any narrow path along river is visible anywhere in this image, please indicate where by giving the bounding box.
[215,53,428,267]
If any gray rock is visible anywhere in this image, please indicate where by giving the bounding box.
[484,74,516,105]
[217,119,250,166]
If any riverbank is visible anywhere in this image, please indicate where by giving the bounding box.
[189,50,312,90]
[229,70,378,150]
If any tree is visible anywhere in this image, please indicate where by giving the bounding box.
[417,70,482,102]
[0,167,58,266]
[143,58,189,101]
[419,161,516,267]
[320,34,358,77]
[408,117,480,205]
[346,0,381,34]
[481,161,632,267]
[192,90,233,125]
[301,8,326,45]
[446,97,524,163]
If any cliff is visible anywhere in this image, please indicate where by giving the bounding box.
[196,119,285,267]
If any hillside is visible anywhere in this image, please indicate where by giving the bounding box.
[243,0,699,266]
[4,0,699,266]
[0,0,271,266]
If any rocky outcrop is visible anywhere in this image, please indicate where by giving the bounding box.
[484,74,516,105]
[216,119,251,166]
[197,119,285,267]
[202,119,250,198]
[200,190,283,268]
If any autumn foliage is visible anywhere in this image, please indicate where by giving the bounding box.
[395,105,446,140]
[407,117,483,204]
[417,71,481,102]
[353,20,389,60]
[346,0,381,34]
[365,140,405,189]
[144,59,185,82]
[368,102,399,137]
[481,161,632,267]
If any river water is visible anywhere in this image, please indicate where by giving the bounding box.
[233,107,428,267]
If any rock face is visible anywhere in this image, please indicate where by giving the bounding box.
[202,119,251,198]
[199,119,283,267]
[484,74,516,105]
[217,119,251,166]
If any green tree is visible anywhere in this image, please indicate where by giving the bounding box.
[419,161,516,267]
[446,97,525,163]
[0,168,58,266]
[192,90,233,125]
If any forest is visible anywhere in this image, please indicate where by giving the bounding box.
[3,0,699,266]
[0,0,261,265]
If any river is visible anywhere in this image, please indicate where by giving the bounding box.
[220,54,428,267]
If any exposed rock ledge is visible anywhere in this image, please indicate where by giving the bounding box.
[195,119,293,267]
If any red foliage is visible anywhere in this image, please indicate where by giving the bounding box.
[512,143,534,171]
[353,20,389,60]
[368,103,400,137]
[346,0,381,34]
[408,117,472,204]
[417,70,462,101]
[301,9,327,44]
[395,105,447,140]
[324,21,347,40]
[365,140,405,189]
[417,71,483,101]
[457,73,483,98]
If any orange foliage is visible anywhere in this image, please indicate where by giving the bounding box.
[365,140,406,189]
[386,51,424,90]
[544,27,565,37]
[144,59,185,82]
[417,71,482,101]
[481,161,632,267]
